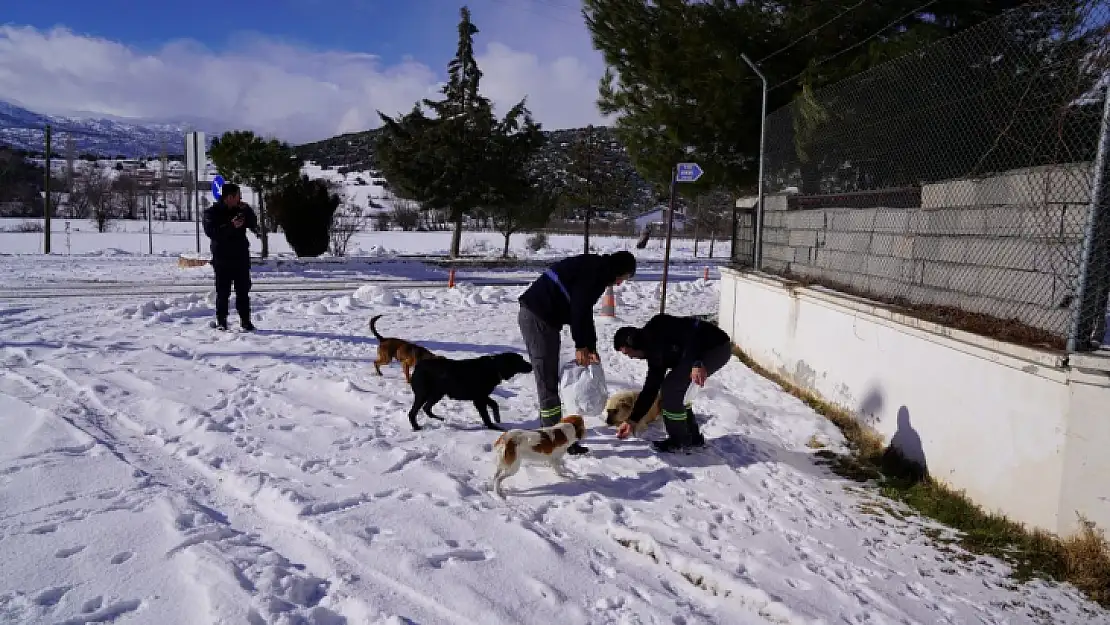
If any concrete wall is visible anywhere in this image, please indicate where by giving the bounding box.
[758,163,1094,335]
[719,267,1110,536]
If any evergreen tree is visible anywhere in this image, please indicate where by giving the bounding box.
[268,174,341,257]
[582,0,1053,195]
[563,125,643,251]
[210,131,300,258]
[375,6,544,258]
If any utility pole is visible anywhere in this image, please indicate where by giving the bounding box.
[160,138,168,218]
[584,124,593,255]
[44,125,52,254]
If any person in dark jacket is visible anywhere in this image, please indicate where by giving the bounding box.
[202,183,259,331]
[613,314,733,452]
[518,251,637,454]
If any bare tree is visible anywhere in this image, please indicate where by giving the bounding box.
[392,199,421,231]
[329,201,370,256]
[113,174,141,220]
[70,166,119,232]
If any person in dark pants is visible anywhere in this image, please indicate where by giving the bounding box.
[518,250,637,455]
[613,314,733,453]
[202,183,259,331]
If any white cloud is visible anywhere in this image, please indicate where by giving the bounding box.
[0,6,608,144]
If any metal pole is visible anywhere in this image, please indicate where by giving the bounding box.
[193,133,201,254]
[44,125,52,254]
[660,165,678,314]
[1067,91,1110,352]
[741,53,767,270]
[147,193,153,255]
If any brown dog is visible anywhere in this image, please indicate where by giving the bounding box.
[369,314,439,383]
[604,389,662,436]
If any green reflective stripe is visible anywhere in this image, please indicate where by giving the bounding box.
[540,407,562,416]
[662,409,688,420]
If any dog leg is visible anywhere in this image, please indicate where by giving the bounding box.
[403,361,412,384]
[423,392,445,421]
[407,396,425,431]
[492,457,521,497]
[549,455,574,479]
[474,400,502,430]
[486,398,502,424]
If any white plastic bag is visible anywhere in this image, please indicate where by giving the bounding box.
[559,362,609,417]
[683,381,703,406]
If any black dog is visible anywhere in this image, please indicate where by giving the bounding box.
[406,352,533,431]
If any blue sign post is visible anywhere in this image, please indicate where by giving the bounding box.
[211,175,225,200]
[675,162,704,183]
[660,161,704,314]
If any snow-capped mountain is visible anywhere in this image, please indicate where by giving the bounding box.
[0,100,217,158]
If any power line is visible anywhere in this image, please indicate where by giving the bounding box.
[770,0,940,92]
[757,0,870,64]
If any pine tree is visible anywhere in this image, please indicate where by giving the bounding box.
[268,174,341,257]
[582,0,1062,194]
[209,131,299,257]
[375,6,544,258]
[563,125,642,252]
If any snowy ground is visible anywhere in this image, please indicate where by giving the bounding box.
[1,266,1106,623]
[0,217,709,260]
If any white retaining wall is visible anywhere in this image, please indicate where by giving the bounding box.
[719,266,1110,536]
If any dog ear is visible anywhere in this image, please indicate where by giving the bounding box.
[561,415,586,441]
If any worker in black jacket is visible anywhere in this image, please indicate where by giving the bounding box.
[518,251,637,454]
[613,314,733,452]
[202,183,260,331]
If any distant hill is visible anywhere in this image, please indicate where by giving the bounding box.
[294,125,658,216]
[0,100,214,159]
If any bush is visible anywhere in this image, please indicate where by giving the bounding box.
[526,232,548,252]
[268,175,341,257]
[392,203,420,231]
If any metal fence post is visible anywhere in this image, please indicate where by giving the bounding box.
[1067,89,1110,353]
[741,53,767,271]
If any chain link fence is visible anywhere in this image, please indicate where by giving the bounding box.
[740,0,1109,351]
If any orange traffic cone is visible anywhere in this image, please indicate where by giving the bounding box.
[600,285,616,317]
[448,268,456,288]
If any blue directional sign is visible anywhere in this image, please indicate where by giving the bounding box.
[676,162,703,183]
[211,175,225,200]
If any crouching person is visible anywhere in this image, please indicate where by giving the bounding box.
[613,314,733,452]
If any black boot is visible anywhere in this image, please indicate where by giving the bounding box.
[687,407,705,447]
[240,318,256,332]
[214,317,228,331]
[653,410,691,453]
[567,442,589,455]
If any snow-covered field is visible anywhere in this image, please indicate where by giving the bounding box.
[0,217,706,259]
[1,257,1106,623]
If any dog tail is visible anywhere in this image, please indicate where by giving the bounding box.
[369,314,385,340]
[493,432,518,465]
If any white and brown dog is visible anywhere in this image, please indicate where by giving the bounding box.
[603,390,662,436]
[491,415,586,497]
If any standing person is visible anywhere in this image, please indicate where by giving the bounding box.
[202,183,259,332]
[518,250,637,455]
[612,314,733,453]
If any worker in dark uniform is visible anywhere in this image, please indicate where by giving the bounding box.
[613,314,733,452]
[517,250,637,455]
